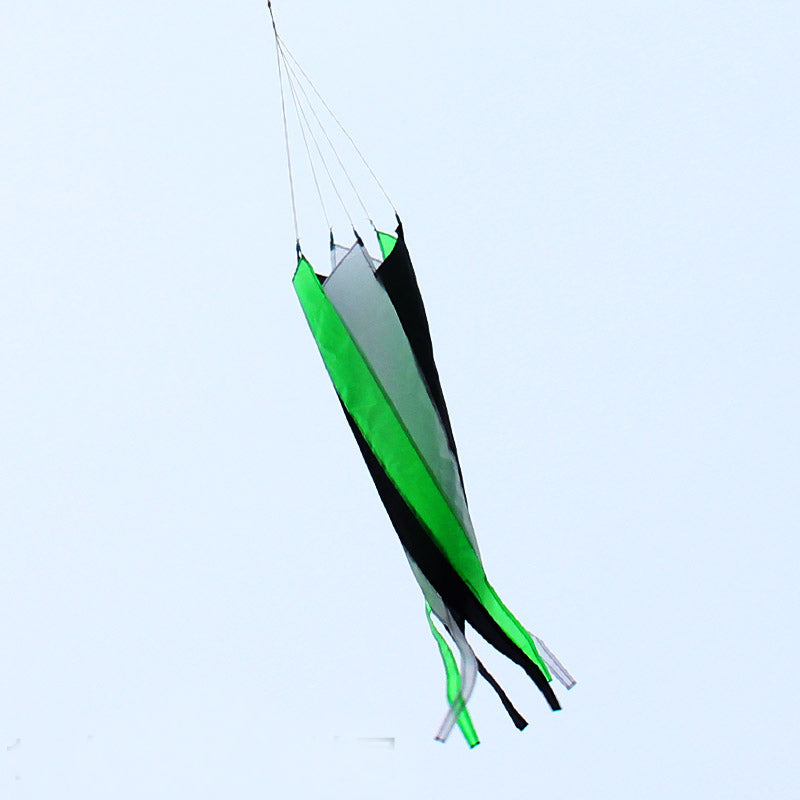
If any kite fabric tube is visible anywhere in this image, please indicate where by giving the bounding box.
[293,222,573,744]
[267,0,571,746]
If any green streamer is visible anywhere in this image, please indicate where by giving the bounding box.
[426,603,479,747]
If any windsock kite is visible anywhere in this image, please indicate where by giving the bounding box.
[269,2,574,745]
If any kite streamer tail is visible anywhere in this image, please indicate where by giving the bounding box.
[444,609,529,731]
[533,635,576,689]
[433,608,478,744]
[475,659,528,730]
[426,604,479,747]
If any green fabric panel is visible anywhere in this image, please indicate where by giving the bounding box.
[426,603,479,747]
[292,259,551,681]
[377,231,397,259]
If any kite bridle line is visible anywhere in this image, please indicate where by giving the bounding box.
[278,44,364,230]
[282,53,334,234]
[275,37,395,217]
[267,1,301,259]
[267,1,396,259]
[280,48,356,235]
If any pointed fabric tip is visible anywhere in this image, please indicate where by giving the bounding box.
[476,659,529,731]
[377,230,398,259]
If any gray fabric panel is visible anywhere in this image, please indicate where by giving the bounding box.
[322,245,478,555]
[331,240,381,272]
[533,635,576,689]
[331,244,351,271]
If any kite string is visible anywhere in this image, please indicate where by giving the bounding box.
[280,47,356,232]
[268,1,301,255]
[277,35,396,213]
[269,1,395,249]
[278,41,366,229]
[280,45,333,232]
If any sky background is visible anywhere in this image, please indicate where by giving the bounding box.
[2,1,799,797]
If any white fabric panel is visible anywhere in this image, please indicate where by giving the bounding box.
[323,244,478,555]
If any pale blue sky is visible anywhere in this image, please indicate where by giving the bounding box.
[2,2,798,797]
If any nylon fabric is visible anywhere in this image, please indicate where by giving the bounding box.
[406,553,528,730]
[376,223,469,501]
[426,604,479,747]
[293,258,554,687]
[338,397,560,711]
[331,244,350,271]
[534,635,576,689]
[377,231,397,259]
[434,606,478,743]
[330,240,382,274]
[407,556,478,743]
[322,244,478,554]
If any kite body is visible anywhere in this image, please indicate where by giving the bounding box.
[293,223,574,744]
[266,0,572,743]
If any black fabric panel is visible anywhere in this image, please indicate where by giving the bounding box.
[375,222,467,493]
[339,400,560,713]
[476,659,529,731]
